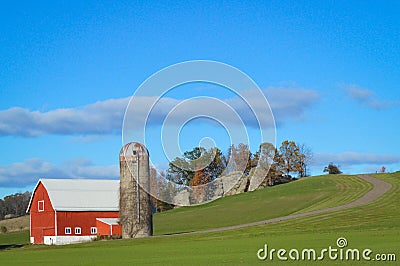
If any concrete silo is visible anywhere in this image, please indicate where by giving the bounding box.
[119,142,153,238]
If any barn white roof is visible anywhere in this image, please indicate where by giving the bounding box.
[27,178,119,212]
[96,218,120,225]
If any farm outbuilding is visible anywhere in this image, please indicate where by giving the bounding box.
[96,218,122,237]
[26,178,120,245]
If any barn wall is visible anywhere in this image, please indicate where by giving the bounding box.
[112,224,122,235]
[30,182,55,244]
[57,211,119,236]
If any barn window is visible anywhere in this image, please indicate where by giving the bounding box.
[65,227,71,234]
[91,227,97,234]
[38,200,44,212]
[75,227,81,235]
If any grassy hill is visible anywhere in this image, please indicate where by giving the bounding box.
[0,173,398,265]
[0,215,29,234]
[154,174,372,234]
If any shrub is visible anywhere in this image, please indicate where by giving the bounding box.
[0,225,7,233]
[323,163,342,174]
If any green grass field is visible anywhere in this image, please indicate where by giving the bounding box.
[0,231,29,249]
[0,173,398,265]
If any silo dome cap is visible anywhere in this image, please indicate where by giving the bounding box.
[120,142,149,158]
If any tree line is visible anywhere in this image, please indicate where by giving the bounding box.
[0,191,31,220]
[166,140,314,188]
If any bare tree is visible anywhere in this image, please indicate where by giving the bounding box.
[298,143,313,177]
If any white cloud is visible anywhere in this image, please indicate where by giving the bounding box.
[0,158,119,187]
[343,85,398,110]
[264,88,320,124]
[0,98,130,137]
[0,88,319,137]
[313,152,400,166]
[224,87,319,127]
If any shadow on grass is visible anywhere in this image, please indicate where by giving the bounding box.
[0,244,24,250]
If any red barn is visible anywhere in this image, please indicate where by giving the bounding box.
[26,179,121,245]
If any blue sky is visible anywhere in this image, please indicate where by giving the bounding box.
[1,1,399,198]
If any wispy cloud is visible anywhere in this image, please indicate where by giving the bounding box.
[264,87,320,124]
[0,88,319,137]
[342,85,398,110]
[0,158,119,187]
[313,152,400,166]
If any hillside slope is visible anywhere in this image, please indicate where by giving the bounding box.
[154,174,372,235]
[0,216,29,234]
